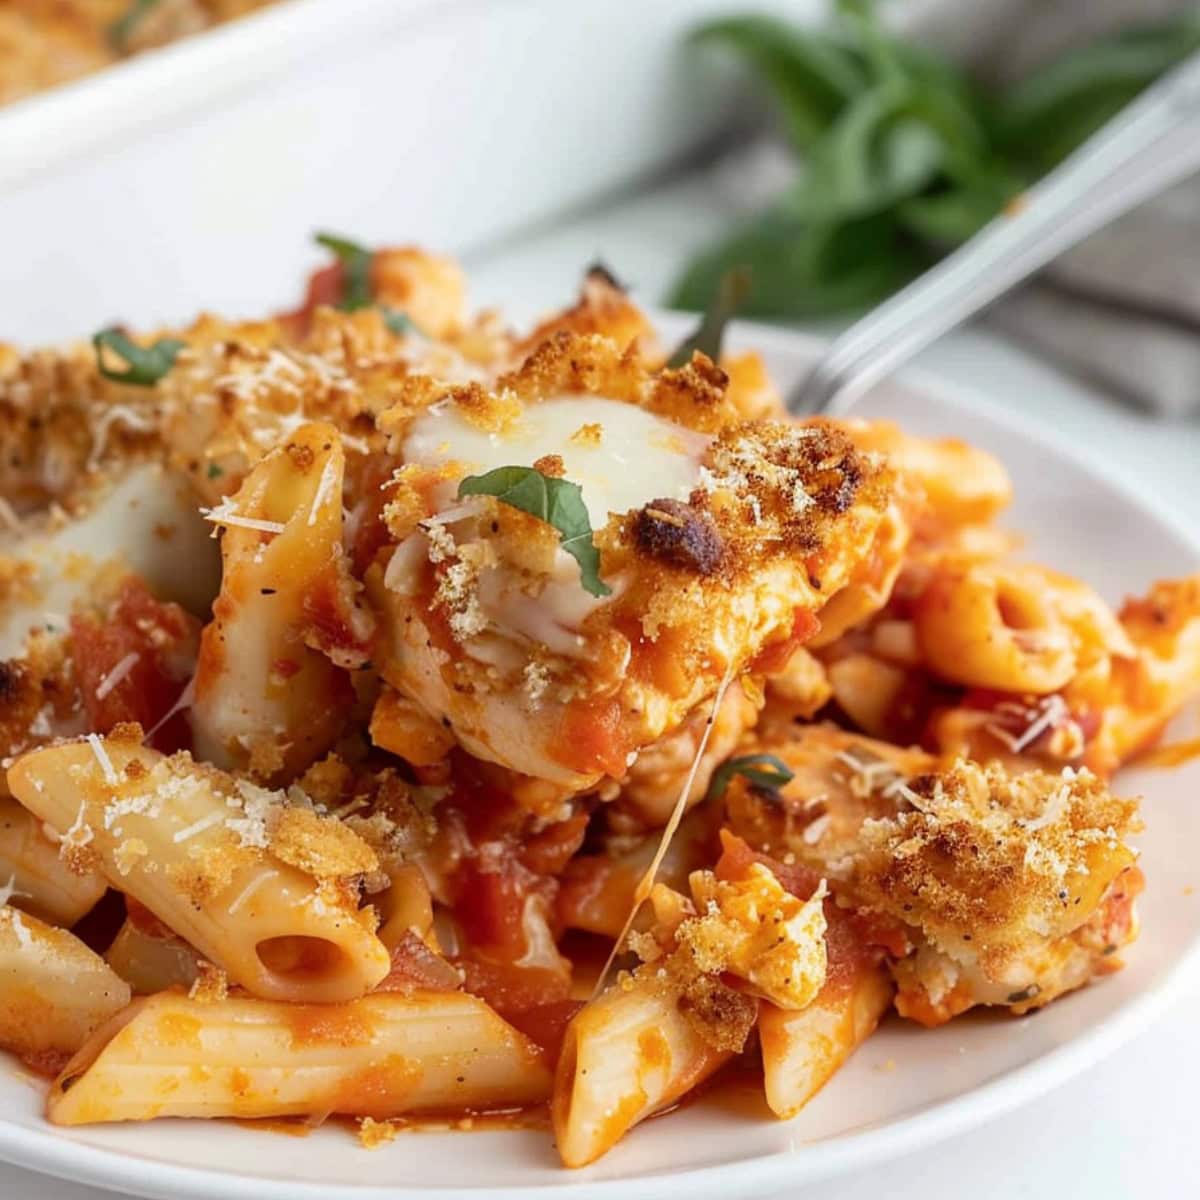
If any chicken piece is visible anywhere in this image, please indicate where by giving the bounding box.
[680,865,828,1010]
[613,678,762,830]
[367,331,892,806]
[722,723,1142,1024]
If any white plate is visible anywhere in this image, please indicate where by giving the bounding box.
[2,320,1198,1200]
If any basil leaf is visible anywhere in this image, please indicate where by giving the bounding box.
[788,85,948,223]
[707,753,795,802]
[669,206,927,320]
[692,16,865,151]
[457,467,611,598]
[108,0,162,51]
[381,307,417,337]
[897,169,1022,247]
[994,18,1200,170]
[314,231,374,311]
[92,328,185,387]
[666,266,750,368]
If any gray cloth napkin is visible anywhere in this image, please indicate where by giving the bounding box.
[899,0,1200,416]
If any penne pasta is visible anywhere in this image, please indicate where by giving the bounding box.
[552,972,740,1168]
[0,904,131,1071]
[0,796,107,926]
[759,964,893,1120]
[190,422,374,783]
[48,990,551,1125]
[7,734,391,1003]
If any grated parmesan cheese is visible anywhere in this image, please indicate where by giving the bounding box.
[86,733,118,785]
[172,810,226,844]
[95,652,140,701]
[307,453,340,527]
[200,500,286,536]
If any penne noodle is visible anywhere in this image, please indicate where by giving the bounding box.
[48,990,551,1125]
[0,796,107,926]
[0,905,131,1071]
[7,734,391,1003]
[190,422,373,783]
[552,974,735,1168]
[374,864,437,952]
[759,963,893,1120]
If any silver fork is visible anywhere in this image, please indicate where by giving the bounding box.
[788,48,1200,416]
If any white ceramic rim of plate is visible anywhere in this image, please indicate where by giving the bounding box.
[1,316,1197,1200]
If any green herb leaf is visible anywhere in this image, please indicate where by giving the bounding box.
[457,467,611,598]
[92,328,185,387]
[669,206,928,320]
[381,307,417,337]
[206,463,224,480]
[993,17,1200,170]
[666,266,751,368]
[707,753,795,801]
[692,16,866,151]
[108,0,162,51]
[787,85,948,223]
[896,168,1022,247]
[314,232,374,311]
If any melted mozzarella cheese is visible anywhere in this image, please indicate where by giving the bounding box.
[403,395,709,529]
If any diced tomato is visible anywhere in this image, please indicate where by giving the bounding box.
[553,697,629,779]
[455,957,571,1021]
[749,607,822,675]
[501,999,583,1061]
[69,577,198,750]
[455,859,540,961]
[283,263,346,334]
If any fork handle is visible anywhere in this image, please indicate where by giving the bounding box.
[788,49,1200,415]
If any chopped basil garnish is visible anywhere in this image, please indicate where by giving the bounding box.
[707,753,795,801]
[666,266,751,369]
[108,0,162,51]
[314,231,373,311]
[457,466,611,599]
[92,328,184,387]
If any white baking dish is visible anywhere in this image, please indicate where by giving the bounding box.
[0,0,817,345]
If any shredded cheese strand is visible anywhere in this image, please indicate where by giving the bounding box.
[591,664,736,1000]
[143,675,196,743]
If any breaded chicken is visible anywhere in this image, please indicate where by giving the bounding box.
[722,724,1142,1024]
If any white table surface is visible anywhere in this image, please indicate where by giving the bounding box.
[6,162,1198,1200]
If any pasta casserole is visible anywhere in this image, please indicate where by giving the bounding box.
[0,0,280,107]
[0,238,1196,1167]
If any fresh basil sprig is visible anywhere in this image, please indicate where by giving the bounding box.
[92,328,185,387]
[707,753,795,802]
[671,7,1199,320]
[108,0,162,52]
[458,466,611,598]
[666,266,750,368]
[314,231,374,311]
[312,234,419,335]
